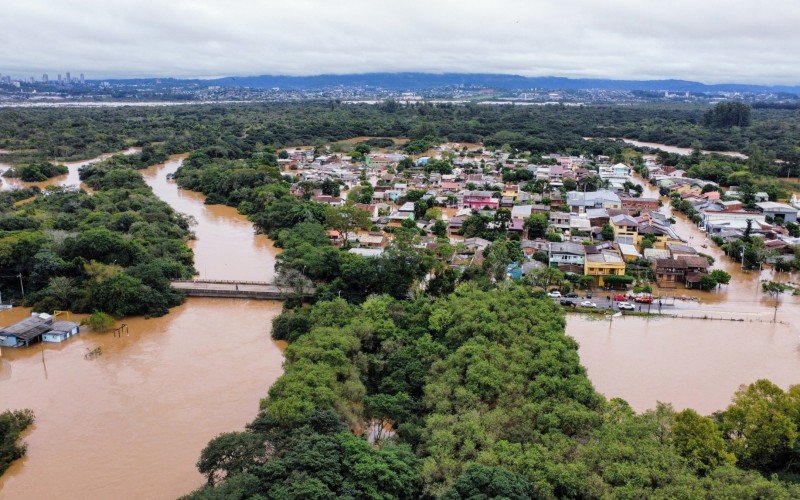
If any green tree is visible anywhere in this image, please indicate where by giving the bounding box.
[324,203,371,246]
[81,311,115,332]
[697,274,718,291]
[709,269,731,286]
[0,409,35,476]
[672,409,735,475]
[524,266,564,289]
[482,239,523,282]
[197,432,265,485]
[524,213,549,239]
[716,379,798,472]
[444,465,534,499]
[601,223,615,241]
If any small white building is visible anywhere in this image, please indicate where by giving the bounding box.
[42,321,80,343]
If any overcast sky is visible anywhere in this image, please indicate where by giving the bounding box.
[2,0,798,84]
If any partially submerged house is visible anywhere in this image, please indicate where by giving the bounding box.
[0,313,79,347]
[42,321,81,343]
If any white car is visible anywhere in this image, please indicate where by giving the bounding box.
[580,300,597,308]
[617,301,636,310]
[547,290,562,298]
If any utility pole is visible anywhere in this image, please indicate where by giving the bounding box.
[18,273,24,298]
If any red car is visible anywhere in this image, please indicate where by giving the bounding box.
[634,295,653,304]
[613,294,628,301]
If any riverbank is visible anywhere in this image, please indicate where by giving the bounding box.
[0,155,286,499]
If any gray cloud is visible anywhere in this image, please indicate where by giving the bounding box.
[1,0,798,84]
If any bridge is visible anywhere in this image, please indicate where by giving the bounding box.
[170,280,314,300]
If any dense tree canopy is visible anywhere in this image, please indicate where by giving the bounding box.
[0,154,195,316]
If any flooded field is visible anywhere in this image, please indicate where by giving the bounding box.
[568,314,799,414]
[612,138,748,159]
[0,156,285,499]
[565,173,800,414]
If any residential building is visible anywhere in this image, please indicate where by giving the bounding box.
[463,191,498,210]
[549,241,586,268]
[566,190,621,212]
[755,202,798,223]
[583,247,626,286]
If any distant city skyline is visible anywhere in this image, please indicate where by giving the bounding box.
[2,0,799,85]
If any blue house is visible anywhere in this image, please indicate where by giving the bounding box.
[0,314,54,347]
[42,321,80,343]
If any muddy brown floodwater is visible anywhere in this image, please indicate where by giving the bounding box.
[0,147,142,192]
[0,155,285,499]
[566,173,800,414]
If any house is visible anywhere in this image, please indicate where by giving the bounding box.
[718,200,743,212]
[522,239,549,257]
[0,313,54,347]
[654,259,688,288]
[349,248,384,257]
[599,163,631,179]
[327,230,343,246]
[567,190,621,212]
[42,321,80,343]
[701,211,766,234]
[644,248,671,261]
[549,212,571,231]
[569,215,592,235]
[666,242,698,257]
[583,247,626,286]
[610,214,639,245]
[549,241,586,268]
[397,202,416,219]
[618,243,642,262]
[638,221,679,249]
[755,202,798,224]
[620,196,660,212]
[510,205,533,220]
[463,191,499,210]
[356,232,387,248]
[680,256,710,288]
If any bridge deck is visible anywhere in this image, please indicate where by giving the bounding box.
[171,280,313,300]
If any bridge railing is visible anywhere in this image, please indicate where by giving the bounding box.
[171,279,274,286]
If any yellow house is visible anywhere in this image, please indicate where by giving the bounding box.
[610,214,639,244]
[502,184,519,200]
[637,221,681,250]
[584,249,626,286]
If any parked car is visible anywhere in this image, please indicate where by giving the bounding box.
[585,292,593,299]
[565,292,578,298]
[580,300,597,308]
[617,301,636,310]
[613,293,628,301]
[548,290,562,298]
[560,299,575,307]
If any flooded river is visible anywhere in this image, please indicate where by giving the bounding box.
[0,155,285,499]
[0,147,142,192]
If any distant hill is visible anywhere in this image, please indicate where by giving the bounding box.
[98,73,800,94]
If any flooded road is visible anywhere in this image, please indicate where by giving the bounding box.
[0,156,285,499]
[566,172,800,414]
